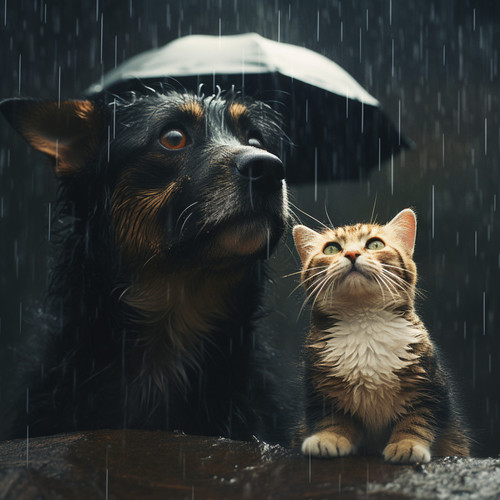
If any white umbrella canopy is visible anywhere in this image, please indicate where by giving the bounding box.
[88,33,409,183]
[88,33,379,106]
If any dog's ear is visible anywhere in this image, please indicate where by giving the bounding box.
[0,98,105,177]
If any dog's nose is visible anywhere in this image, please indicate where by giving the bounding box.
[235,150,285,191]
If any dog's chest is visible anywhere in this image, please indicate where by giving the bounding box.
[319,309,423,428]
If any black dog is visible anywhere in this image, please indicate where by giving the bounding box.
[0,89,292,443]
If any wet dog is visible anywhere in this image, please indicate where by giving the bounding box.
[0,89,291,443]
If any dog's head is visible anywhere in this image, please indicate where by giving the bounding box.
[1,90,289,272]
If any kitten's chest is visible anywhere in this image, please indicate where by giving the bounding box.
[316,309,424,428]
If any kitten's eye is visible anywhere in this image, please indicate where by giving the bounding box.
[323,242,342,255]
[366,238,385,250]
[160,128,188,150]
[248,133,265,149]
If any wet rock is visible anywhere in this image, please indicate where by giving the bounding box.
[0,430,497,499]
[369,456,500,499]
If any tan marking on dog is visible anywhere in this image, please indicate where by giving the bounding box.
[180,99,204,120]
[228,102,249,122]
[111,170,177,264]
[124,268,245,390]
[21,100,100,176]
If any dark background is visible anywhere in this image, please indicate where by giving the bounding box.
[0,0,498,456]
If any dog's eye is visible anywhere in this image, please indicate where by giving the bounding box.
[160,129,188,150]
[248,134,265,149]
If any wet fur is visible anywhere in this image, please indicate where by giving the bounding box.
[293,210,469,462]
[0,89,292,443]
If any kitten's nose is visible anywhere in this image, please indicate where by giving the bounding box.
[344,250,361,262]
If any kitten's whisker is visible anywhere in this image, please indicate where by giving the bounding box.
[377,274,400,300]
[286,206,303,227]
[299,274,326,309]
[369,193,378,225]
[311,273,335,312]
[282,266,324,279]
[288,201,329,230]
[381,262,417,276]
[324,201,334,228]
[381,269,413,293]
[379,272,412,301]
[373,274,389,302]
[382,268,410,286]
[290,268,329,297]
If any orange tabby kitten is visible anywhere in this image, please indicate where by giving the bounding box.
[293,209,469,463]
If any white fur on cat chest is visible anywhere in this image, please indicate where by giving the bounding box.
[319,308,425,429]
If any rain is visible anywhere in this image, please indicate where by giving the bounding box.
[0,0,499,497]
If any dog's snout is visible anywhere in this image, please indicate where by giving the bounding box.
[235,150,285,190]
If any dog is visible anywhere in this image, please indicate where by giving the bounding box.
[0,88,292,443]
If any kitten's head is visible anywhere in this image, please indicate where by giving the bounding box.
[293,209,417,310]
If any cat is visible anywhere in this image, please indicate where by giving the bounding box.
[293,209,469,463]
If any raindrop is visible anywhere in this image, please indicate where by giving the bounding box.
[378,138,381,171]
[314,147,318,202]
[317,9,320,42]
[431,184,435,239]
[58,66,61,107]
[100,13,104,64]
[398,99,401,145]
[105,445,110,500]
[361,101,364,133]
[18,53,21,95]
[484,118,487,155]
[391,39,395,77]
[47,202,51,241]
[26,425,29,468]
[483,291,486,335]
[359,27,362,62]
[366,463,370,494]
[442,133,445,167]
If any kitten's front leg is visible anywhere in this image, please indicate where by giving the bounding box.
[383,413,434,464]
[302,415,360,458]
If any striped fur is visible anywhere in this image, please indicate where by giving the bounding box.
[293,209,469,463]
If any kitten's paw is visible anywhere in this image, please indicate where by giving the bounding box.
[301,431,354,458]
[383,439,431,464]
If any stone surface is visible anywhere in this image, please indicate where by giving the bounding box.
[0,430,498,499]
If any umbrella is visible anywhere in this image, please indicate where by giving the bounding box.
[88,33,410,184]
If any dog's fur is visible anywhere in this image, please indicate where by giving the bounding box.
[0,89,292,443]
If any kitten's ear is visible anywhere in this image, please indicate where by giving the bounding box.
[0,98,104,177]
[293,225,321,264]
[387,208,417,255]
